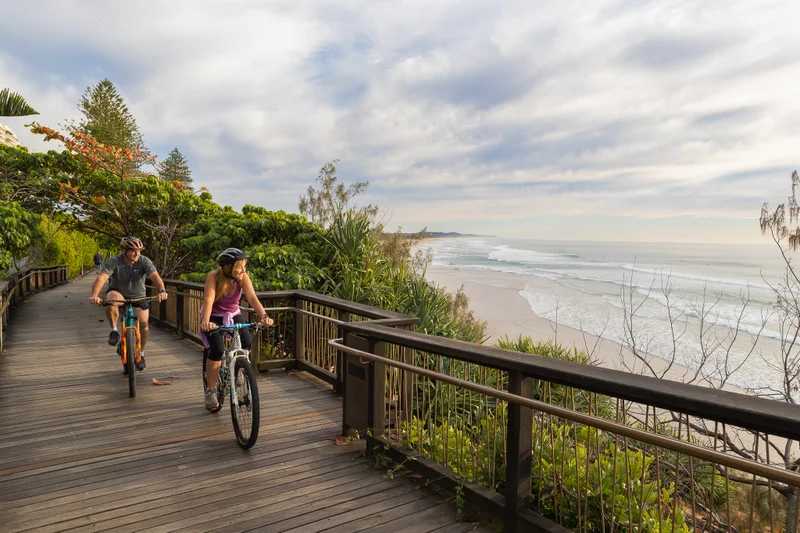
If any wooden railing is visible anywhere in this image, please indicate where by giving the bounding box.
[333,321,800,533]
[147,279,418,392]
[0,265,69,352]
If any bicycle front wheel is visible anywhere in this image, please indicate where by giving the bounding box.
[230,358,259,448]
[126,328,136,398]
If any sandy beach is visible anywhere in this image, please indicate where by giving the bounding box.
[424,264,717,386]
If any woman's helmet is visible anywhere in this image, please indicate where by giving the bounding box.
[216,248,248,266]
[120,236,144,251]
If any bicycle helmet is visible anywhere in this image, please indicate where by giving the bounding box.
[120,236,144,251]
[216,248,248,266]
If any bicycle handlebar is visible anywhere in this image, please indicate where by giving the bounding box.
[211,322,262,331]
[203,322,264,335]
[100,296,158,306]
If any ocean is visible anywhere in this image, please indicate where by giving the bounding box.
[420,237,792,392]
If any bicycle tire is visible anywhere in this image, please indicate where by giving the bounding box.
[230,358,259,448]
[201,348,224,413]
[126,328,136,398]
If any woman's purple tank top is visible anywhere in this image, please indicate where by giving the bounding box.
[211,279,242,316]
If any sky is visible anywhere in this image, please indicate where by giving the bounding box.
[1,0,799,244]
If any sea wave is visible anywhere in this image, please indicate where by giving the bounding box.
[622,264,773,291]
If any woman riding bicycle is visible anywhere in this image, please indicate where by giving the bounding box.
[200,248,273,410]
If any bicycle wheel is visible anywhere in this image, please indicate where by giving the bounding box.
[230,357,259,448]
[201,348,224,413]
[126,328,136,398]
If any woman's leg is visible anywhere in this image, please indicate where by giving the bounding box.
[233,314,253,349]
[205,317,225,389]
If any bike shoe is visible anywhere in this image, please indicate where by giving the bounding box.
[108,330,121,346]
[204,388,219,410]
[136,355,146,371]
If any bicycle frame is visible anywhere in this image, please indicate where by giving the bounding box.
[118,303,142,367]
[218,327,253,407]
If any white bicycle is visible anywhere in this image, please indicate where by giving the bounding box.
[202,322,261,448]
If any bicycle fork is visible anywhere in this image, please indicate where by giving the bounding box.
[227,351,249,407]
[119,324,142,365]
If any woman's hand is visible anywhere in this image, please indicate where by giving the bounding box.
[200,322,218,332]
[259,315,274,327]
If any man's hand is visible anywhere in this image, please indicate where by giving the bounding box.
[201,322,218,332]
[155,291,168,302]
[89,296,102,305]
[260,315,274,327]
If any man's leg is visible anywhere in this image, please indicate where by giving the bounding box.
[134,307,150,350]
[132,307,150,371]
[105,290,123,345]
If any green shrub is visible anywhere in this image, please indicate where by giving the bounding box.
[35,217,100,277]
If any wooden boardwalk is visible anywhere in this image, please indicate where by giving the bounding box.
[0,275,493,533]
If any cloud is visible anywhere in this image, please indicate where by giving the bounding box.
[1,0,798,242]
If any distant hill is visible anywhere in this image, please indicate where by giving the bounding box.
[400,231,495,238]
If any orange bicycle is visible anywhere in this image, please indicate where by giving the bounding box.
[101,296,156,398]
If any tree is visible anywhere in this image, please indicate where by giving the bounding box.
[0,88,38,117]
[158,147,192,187]
[27,122,214,276]
[78,79,144,151]
[758,169,800,530]
[0,200,42,272]
[298,160,377,227]
[604,172,800,533]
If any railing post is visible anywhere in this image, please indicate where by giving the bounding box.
[335,311,350,394]
[175,284,185,338]
[367,338,386,454]
[341,332,386,444]
[293,297,305,362]
[504,370,534,533]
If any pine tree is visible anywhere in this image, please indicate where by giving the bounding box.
[158,147,193,187]
[78,79,144,150]
[0,88,38,116]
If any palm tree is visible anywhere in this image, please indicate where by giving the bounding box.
[0,88,39,117]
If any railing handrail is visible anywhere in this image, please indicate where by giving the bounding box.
[339,319,800,442]
[158,279,418,322]
[329,337,800,488]
[2,265,67,292]
[1,265,70,351]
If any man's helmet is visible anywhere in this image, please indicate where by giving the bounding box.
[216,248,248,266]
[120,236,144,251]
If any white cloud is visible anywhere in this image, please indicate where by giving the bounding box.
[1,0,798,241]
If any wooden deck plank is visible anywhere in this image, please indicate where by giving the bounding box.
[0,275,494,533]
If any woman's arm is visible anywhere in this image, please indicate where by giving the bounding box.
[241,272,274,326]
[200,272,217,331]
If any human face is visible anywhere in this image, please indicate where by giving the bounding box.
[231,260,247,280]
[123,247,141,264]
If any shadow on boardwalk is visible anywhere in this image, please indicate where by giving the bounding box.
[0,275,494,533]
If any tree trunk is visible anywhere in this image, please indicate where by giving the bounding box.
[787,487,799,533]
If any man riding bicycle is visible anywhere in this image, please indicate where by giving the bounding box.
[88,236,168,373]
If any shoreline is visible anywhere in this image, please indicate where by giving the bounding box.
[424,264,740,389]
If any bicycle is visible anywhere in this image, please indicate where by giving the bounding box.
[101,296,157,398]
[202,322,261,448]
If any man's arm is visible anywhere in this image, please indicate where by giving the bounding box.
[89,273,110,304]
[148,271,168,301]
